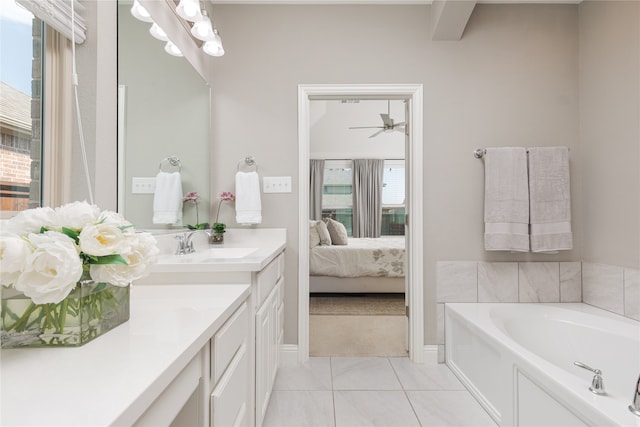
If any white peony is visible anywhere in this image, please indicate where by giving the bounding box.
[14,231,83,304]
[5,206,56,236]
[54,201,100,230]
[78,222,127,257]
[90,232,159,287]
[0,232,32,286]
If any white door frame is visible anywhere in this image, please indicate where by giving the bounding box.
[297,84,424,363]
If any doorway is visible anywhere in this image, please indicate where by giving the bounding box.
[297,84,424,363]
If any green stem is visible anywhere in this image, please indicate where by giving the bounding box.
[8,302,38,332]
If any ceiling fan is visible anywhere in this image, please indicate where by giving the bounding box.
[349,100,406,138]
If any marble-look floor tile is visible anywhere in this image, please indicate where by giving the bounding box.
[331,357,401,390]
[389,357,464,390]
[274,357,332,391]
[407,390,497,426]
[334,390,420,427]
[263,390,334,427]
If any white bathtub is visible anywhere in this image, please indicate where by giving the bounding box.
[445,303,640,427]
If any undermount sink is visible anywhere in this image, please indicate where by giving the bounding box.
[158,247,258,264]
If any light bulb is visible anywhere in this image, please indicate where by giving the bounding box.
[131,0,153,23]
[149,23,168,41]
[176,0,203,22]
[191,12,215,41]
[203,31,224,57]
[164,41,183,57]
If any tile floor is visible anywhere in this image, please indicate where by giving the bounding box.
[263,357,497,427]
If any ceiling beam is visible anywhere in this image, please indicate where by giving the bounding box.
[431,0,477,41]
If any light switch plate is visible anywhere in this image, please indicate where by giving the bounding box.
[263,176,292,193]
[132,177,156,194]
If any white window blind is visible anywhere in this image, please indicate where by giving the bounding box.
[16,0,86,44]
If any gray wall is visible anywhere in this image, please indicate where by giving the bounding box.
[579,1,640,269]
[208,4,583,344]
[75,1,639,348]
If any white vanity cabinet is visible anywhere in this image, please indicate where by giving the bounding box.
[254,253,285,426]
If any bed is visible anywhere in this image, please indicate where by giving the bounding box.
[309,236,406,293]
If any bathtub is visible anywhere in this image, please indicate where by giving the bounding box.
[445,303,640,427]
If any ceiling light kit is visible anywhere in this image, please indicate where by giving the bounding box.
[131,0,224,58]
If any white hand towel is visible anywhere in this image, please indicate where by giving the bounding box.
[528,146,573,252]
[235,171,262,225]
[152,171,183,224]
[483,147,530,251]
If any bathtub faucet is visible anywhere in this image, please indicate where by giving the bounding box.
[629,374,640,417]
[573,361,606,396]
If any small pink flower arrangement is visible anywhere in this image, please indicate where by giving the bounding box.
[182,191,209,230]
[213,192,235,234]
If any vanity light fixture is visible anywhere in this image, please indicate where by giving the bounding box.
[164,40,184,57]
[149,23,169,42]
[202,29,224,56]
[131,0,153,23]
[176,0,203,23]
[191,9,215,41]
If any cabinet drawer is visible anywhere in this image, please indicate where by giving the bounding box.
[256,252,284,307]
[211,345,249,427]
[212,302,249,384]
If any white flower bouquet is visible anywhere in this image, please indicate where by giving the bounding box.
[0,201,159,347]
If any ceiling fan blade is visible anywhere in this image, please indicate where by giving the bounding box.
[393,122,406,127]
[393,127,405,133]
[380,113,393,127]
[349,126,384,129]
[369,129,385,138]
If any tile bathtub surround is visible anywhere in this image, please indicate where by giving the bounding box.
[624,268,640,321]
[265,357,496,427]
[518,262,560,302]
[478,262,518,302]
[560,262,582,302]
[435,261,478,302]
[582,262,624,315]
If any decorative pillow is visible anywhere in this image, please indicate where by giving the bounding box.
[324,218,349,245]
[315,220,332,246]
[309,220,321,249]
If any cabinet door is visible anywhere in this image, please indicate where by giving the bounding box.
[255,295,272,426]
[211,344,249,427]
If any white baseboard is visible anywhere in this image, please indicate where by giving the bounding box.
[280,344,438,365]
[279,344,299,366]
[423,345,439,364]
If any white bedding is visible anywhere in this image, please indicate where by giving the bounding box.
[309,237,405,278]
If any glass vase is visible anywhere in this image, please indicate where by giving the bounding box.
[1,280,130,348]
[209,233,224,244]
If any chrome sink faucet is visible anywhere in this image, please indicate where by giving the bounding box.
[630,374,640,417]
[175,230,212,255]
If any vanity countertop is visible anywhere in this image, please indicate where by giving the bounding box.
[0,284,251,426]
[150,228,287,273]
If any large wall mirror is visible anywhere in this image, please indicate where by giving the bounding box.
[117,2,210,229]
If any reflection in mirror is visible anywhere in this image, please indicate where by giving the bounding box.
[117,2,210,229]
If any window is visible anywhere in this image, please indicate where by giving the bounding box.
[320,159,405,236]
[1,1,72,217]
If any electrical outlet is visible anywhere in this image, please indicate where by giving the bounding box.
[263,176,292,193]
[132,177,156,194]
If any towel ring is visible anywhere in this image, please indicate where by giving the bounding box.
[159,156,181,172]
[237,156,258,172]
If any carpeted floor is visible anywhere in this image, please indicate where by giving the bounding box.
[309,294,407,357]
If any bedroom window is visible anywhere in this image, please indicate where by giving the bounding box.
[321,160,405,236]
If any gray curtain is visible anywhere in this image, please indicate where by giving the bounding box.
[309,159,325,220]
[352,159,384,238]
